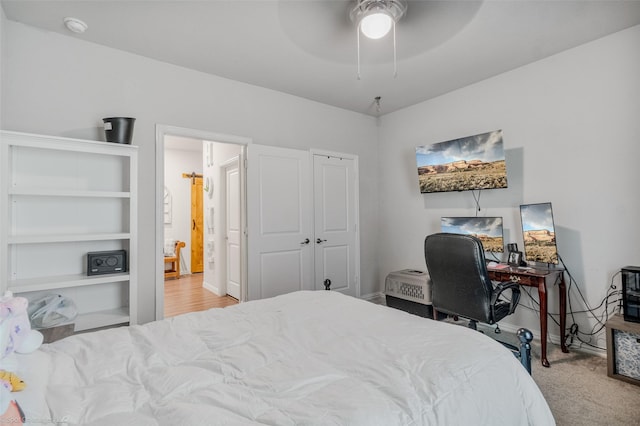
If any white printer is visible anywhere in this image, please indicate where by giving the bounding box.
[384,269,434,318]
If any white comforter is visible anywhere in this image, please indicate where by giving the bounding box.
[16,291,554,425]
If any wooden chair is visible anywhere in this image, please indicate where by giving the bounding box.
[164,241,186,280]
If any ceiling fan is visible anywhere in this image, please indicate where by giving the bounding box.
[277,0,483,69]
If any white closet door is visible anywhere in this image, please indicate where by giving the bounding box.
[313,154,358,297]
[247,144,313,300]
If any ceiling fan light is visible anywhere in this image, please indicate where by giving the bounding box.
[359,12,393,39]
[349,0,407,79]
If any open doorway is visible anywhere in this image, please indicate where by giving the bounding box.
[163,136,202,276]
[155,125,250,320]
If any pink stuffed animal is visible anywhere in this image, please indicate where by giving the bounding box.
[0,292,43,363]
[0,294,31,358]
[0,291,43,415]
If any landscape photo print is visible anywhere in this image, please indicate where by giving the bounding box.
[416,129,508,193]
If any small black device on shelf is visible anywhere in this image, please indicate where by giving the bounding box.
[87,250,127,276]
[621,266,640,323]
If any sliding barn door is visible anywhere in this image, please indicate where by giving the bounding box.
[190,176,204,273]
[247,145,313,300]
[313,154,358,297]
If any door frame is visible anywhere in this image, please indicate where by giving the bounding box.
[311,149,361,298]
[155,125,251,320]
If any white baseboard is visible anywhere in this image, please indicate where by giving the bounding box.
[360,291,385,303]
[203,280,223,296]
[487,322,606,358]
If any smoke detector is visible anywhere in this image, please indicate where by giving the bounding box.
[63,17,88,34]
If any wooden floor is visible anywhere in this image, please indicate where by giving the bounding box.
[164,273,238,318]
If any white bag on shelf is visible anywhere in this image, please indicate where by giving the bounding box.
[27,294,78,328]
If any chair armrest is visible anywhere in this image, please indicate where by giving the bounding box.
[491,281,521,315]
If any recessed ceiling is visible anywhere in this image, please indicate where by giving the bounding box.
[2,0,640,116]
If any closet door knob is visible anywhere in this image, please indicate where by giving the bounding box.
[316,238,327,244]
[300,238,310,245]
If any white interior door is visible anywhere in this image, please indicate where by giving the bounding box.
[247,144,313,300]
[223,158,241,299]
[313,154,358,297]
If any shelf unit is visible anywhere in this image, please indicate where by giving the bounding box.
[0,130,138,332]
[606,314,640,386]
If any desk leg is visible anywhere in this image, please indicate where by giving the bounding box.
[559,274,569,353]
[537,280,550,368]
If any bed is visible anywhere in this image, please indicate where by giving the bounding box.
[15,291,554,425]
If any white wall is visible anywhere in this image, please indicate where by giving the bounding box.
[1,20,379,324]
[378,24,640,349]
[163,136,204,273]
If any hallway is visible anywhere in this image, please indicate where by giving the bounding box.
[164,273,238,318]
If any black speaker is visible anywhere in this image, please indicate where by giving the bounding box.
[622,266,640,323]
[87,250,127,276]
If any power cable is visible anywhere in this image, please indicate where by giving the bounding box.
[472,190,482,215]
[514,259,622,351]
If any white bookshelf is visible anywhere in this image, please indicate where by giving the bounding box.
[0,130,138,332]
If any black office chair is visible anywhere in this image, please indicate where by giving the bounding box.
[424,233,532,372]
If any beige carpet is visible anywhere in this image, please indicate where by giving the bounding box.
[529,342,640,426]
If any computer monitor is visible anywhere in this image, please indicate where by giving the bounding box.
[440,216,504,253]
[519,202,559,265]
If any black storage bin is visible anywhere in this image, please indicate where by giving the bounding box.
[103,117,135,144]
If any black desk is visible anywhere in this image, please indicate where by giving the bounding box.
[487,264,568,367]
